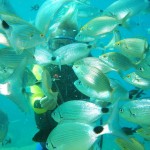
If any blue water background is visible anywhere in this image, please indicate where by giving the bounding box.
[0,0,150,149]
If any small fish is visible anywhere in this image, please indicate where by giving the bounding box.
[114,38,148,63]
[124,72,150,89]
[0,58,30,112]
[119,99,150,126]
[0,13,46,54]
[51,100,110,123]
[50,43,93,67]
[0,110,8,143]
[75,16,120,42]
[72,65,112,93]
[99,52,134,72]
[47,101,128,150]
[115,137,144,150]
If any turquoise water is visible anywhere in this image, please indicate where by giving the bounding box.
[0,0,150,150]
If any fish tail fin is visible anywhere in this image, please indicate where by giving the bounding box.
[104,30,121,50]
[108,101,130,141]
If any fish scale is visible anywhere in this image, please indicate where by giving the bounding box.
[51,43,91,65]
[119,99,150,126]
[51,100,107,123]
[73,65,112,92]
[47,122,97,150]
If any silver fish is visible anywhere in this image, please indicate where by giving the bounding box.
[51,100,109,123]
[72,65,112,93]
[74,80,112,102]
[119,99,150,126]
[75,16,120,42]
[124,72,150,89]
[0,13,46,54]
[50,43,93,66]
[99,52,135,72]
[114,38,148,64]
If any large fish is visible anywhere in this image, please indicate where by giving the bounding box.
[51,100,110,123]
[0,110,8,143]
[119,99,150,126]
[0,12,46,54]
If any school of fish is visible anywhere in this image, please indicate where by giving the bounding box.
[0,0,150,149]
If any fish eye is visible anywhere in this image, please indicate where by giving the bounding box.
[51,56,56,61]
[87,45,92,49]
[127,75,130,78]
[40,34,44,37]
[139,67,144,71]
[119,108,124,113]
